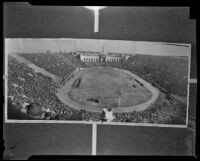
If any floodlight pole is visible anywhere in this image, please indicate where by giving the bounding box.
[118,95,121,109]
[116,89,121,109]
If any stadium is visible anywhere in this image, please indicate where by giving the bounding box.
[6,39,190,125]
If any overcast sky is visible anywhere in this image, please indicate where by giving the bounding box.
[5,38,191,56]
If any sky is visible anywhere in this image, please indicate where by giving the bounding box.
[5,38,191,56]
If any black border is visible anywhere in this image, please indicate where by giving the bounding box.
[2,1,199,160]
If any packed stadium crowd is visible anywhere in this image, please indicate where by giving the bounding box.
[7,52,188,124]
[123,55,188,97]
[19,52,85,78]
[113,97,186,124]
[8,56,74,118]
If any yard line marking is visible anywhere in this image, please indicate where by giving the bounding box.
[92,123,97,155]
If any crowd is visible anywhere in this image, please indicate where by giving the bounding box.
[7,53,187,124]
[19,52,83,78]
[113,97,186,124]
[122,54,189,97]
[7,56,68,118]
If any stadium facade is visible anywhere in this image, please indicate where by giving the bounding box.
[77,47,130,63]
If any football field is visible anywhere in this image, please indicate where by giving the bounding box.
[56,67,159,113]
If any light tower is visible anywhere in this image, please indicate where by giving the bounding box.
[102,46,105,55]
[116,89,122,109]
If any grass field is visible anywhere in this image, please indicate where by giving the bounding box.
[69,68,152,108]
[57,68,158,112]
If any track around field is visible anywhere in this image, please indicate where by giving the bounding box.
[56,67,159,113]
